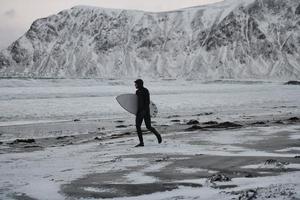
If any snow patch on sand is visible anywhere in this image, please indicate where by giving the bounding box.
[241,163,300,169]
[276,147,300,152]
[176,167,218,174]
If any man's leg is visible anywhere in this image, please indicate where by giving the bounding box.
[145,112,162,144]
[135,111,144,146]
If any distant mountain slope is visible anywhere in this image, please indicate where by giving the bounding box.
[0,0,300,79]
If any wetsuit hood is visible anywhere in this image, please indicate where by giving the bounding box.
[135,79,144,89]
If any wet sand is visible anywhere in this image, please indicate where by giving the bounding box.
[1,114,300,199]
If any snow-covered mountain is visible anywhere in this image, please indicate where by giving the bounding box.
[0,0,300,79]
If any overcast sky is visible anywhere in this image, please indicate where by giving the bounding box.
[0,0,221,50]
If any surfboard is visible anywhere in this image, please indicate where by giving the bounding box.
[116,94,158,117]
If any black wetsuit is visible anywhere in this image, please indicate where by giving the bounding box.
[135,87,161,145]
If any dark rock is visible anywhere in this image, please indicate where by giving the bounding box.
[232,189,257,200]
[204,112,213,115]
[56,136,68,140]
[264,159,289,168]
[244,173,254,178]
[171,119,180,122]
[94,137,102,141]
[167,115,180,118]
[0,52,10,68]
[110,133,131,139]
[10,192,38,200]
[264,159,277,164]
[274,120,284,124]
[203,121,218,125]
[296,4,300,15]
[284,81,300,85]
[155,156,170,162]
[294,156,300,158]
[0,141,3,145]
[288,117,299,121]
[187,120,200,125]
[161,125,169,127]
[73,119,80,122]
[110,134,120,139]
[116,125,127,128]
[195,112,213,116]
[208,173,231,182]
[9,139,36,145]
[9,41,31,64]
[251,121,266,125]
[23,145,42,149]
[122,132,132,135]
[62,182,201,199]
[185,125,203,131]
[56,136,75,140]
[206,121,242,128]
[115,132,132,137]
[114,120,124,123]
[211,184,237,189]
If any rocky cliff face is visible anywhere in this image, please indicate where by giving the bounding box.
[0,0,300,79]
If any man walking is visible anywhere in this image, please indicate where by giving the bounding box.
[134,79,162,147]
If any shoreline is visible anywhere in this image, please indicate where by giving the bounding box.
[1,113,300,199]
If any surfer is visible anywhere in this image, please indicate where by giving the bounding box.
[134,79,162,147]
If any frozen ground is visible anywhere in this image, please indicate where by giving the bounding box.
[0,79,300,200]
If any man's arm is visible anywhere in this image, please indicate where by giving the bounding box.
[145,89,150,106]
[136,90,143,113]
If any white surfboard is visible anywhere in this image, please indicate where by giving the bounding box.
[116,94,158,117]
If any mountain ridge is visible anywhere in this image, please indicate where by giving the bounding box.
[0,0,299,80]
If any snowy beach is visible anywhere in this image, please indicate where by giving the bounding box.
[0,79,300,199]
[1,0,300,198]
